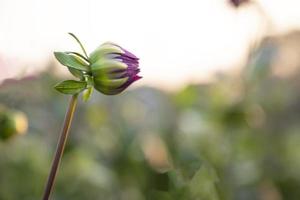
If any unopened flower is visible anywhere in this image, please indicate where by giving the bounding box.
[54,34,141,99]
[89,42,141,95]
[45,34,141,200]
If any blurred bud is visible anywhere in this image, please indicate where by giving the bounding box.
[0,106,28,140]
[90,42,141,95]
[230,0,250,7]
[140,134,172,173]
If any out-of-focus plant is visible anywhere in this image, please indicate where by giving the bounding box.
[1,34,300,198]
[229,0,251,7]
[42,33,141,200]
[0,105,28,140]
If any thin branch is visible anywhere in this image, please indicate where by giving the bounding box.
[42,94,78,200]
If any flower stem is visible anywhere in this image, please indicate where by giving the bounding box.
[42,94,78,200]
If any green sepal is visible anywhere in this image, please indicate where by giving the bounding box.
[54,52,89,72]
[82,87,93,102]
[54,80,87,95]
[82,75,94,101]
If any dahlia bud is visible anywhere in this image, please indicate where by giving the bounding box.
[54,33,141,99]
[89,42,141,95]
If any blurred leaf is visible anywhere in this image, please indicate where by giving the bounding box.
[69,68,84,79]
[245,41,277,83]
[189,164,220,200]
[54,80,87,95]
[148,190,172,200]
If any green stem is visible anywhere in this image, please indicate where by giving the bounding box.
[42,94,78,200]
[68,33,89,59]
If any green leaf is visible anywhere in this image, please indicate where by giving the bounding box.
[68,68,84,79]
[188,164,219,200]
[54,80,87,95]
[148,191,172,200]
[82,87,93,102]
[54,52,89,71]
[66,53,89,79]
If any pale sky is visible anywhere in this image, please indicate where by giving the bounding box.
[1,0,300,90]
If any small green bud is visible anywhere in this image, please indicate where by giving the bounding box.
[0,106,28,140]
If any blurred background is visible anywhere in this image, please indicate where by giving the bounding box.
[1,0,300,199]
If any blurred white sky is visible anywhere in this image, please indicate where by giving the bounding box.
[1,0,300,89]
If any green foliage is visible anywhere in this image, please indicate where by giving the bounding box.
[54,80,87,94]
[2,37,300,199]
[188,164,219,200]
[54,52,89,72]
[0,137,49,200]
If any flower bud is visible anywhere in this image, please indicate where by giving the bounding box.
[0,106,28,140]
[90,42,141,95]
